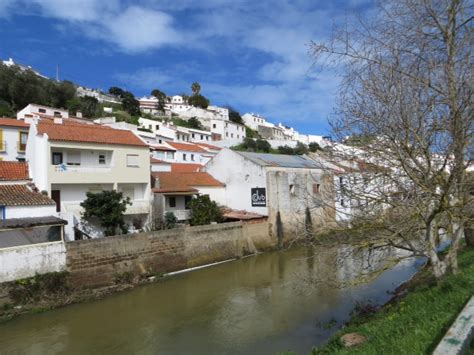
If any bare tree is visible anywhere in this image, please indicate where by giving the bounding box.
[310,0,473,279]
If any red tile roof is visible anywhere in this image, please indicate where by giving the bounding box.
[151,158,171,164]
[37,119,147,147]
[165,141,207,153]
[171,163,202,172]
[0,118,29,128]
[0,162,29,181]
[150,144,176,151]
[152,171,224,193]
[0,185,55,206]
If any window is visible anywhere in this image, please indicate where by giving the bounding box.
[53,111,61,117]
[121,187,134,200]
[99,154,106,165]
[289,184,295,195]
[226,132,229,137]
[185,196,192,209]
[18,131,28,152]
[66,151,80,166]
[166,151,175,160]
[192,133,195,138]
[52,152,63,165]
[313,184,320,194]
[231,133,234,138]
[38,108,46,113]
[191,154,194,161]
[126,154,139,167]
[200,135,203,140]
[169,196,176,208]
[213,124,216,129]
[156,124,159,130]
[183,153,187,161]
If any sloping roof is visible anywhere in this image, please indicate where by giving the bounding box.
[197,143,222,151]
[0,185,56,206]
[151,158,171,164]
[152,171,224,193]
[0,161,29,181]
[150,144,176,151]
[37,119,147,147]
[0,118,29,128]
[235,151,321,169]
[222,208,267,220]
[171,163,202,172]
[166,141,207,153]
[0,216,67,230]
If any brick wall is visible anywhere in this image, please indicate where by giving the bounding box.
[66,220,272,288]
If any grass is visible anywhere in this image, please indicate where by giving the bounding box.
[313,246,474,354]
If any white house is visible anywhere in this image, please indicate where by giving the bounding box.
[151,171,225,221]
[0,118,29,161]
[139,96,161,115]
[17,104,69,124]
[26,118,152,240]
[210,118,246,146]
[164,141,213,165]
[204,149,335,238]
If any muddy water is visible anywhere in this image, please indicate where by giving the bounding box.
[0,245,423,354]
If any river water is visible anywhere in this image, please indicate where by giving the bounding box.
[0,245,423,354]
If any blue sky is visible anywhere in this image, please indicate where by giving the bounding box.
[0,0,373,135]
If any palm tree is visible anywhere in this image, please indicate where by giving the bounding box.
[191,82,201,96]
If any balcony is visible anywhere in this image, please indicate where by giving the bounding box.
[53,164,112,173]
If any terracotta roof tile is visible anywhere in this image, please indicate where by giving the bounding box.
[196,143,222,150]
[0,185,55,206]
[152,171,224,193]
[151,158,170,164]
[0,162,29,181]
[0,118,29,128]
[150,144,176,151]
[37,119,147,147]
[165,141,207,153]
[171,163,202,172]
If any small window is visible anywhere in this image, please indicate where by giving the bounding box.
[52,152,63,165]
[126,154,139,167]
[289,184,295,195]
[166,151,174,160]
[213,124,216,129]
[231,133,234,138]
[313,184,320,194]
[191,154,194,161]
[53,111,61,117]
[185,196,192,209]
[99,154,106,165]
[169,196,176,208]
[192,133,195,138]
[183,153,187,161]
[38,108,46,113]
[226,132,228,137]
[66,151,80,166]
[200,135,203,140]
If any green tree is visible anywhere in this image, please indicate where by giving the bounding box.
[188,94,210,109]
[226,106,244,124]
[294,142,308,155]
[187,195,223,226]
[151,88,166,112]
[277,145,295,155]
[164,211,177,229]
[308,142,321,152]
[121,92,140,116]
[256,139,271,153]
[108,86,125,97]
[191,82,201,96]
[80,190,131,236]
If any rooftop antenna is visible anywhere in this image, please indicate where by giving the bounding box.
[56,64,59,82]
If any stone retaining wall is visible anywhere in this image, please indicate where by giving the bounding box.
[66,220,272,288]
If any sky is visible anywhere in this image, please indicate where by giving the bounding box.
[0,0,374,135]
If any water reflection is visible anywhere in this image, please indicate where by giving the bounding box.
[0,244,422,355]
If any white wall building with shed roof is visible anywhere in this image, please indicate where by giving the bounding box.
[0,118,29,161]
[204,149,335,240]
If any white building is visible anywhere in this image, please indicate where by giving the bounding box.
[210,119,246,146]
[26,118,152,239]
[204,149,335,238]
[17,104,69,124]
[242,113,273,131]
[76,86,121,104]
[139,96,161,115]
[164,141,214,165]
[138,117,176,141]
[0,118,29,161]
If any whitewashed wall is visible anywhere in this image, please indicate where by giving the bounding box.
[5,205,56,219]
[0,242,66,283]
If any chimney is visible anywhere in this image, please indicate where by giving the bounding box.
[54,117,63,125]
[76,111,82,118]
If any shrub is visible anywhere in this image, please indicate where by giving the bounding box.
[187,195,223,226]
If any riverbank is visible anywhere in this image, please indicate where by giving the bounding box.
[312,246,474,354]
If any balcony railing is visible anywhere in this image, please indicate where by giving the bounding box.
[166,209,191,221]
[53,164,112,173]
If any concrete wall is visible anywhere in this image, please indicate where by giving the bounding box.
[5,205,56,219]
[65,220,272,288]
[0,242,67,283]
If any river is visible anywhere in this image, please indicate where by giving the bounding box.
[0,244,423,354]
